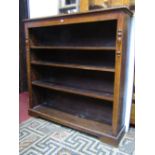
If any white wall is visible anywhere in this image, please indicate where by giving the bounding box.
[124,15,135,131]
[29,0,59,18]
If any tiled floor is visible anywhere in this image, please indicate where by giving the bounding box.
[20,118,135,155]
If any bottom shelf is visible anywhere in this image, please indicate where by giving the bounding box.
[30,105,112,136]
[29,105,125,146]
[32,87,113,125]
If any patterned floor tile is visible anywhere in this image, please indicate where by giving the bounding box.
[19,118,135,155]
[50,130,72,141]
[119,138,135,155]
[125,128,135,140]
[20,134,41,152]
[57,148,80,155]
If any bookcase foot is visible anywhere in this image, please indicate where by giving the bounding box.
[99,126,125,147]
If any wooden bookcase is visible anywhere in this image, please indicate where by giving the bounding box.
[24,7,132,146]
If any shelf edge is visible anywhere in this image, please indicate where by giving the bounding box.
[32,81,114,102]
[31,61,115,73]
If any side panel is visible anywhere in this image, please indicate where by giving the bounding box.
[25,24,32,108]
[112,13,130,135]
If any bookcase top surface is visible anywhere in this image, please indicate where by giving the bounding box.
[24,6,133,23]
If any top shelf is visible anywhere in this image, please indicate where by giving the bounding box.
[24,7,133,23]
[29,20,117,48]
[30,45,116,51]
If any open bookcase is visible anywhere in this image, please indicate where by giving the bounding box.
[24,7,132,146]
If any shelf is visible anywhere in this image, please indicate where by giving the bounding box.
[30,45,116,51]
[29,105,113,137]
[32,81,113,102]
[31,66,114,95]
[32,87,113,124]
[31,60,115,72]
[29,20,117,48]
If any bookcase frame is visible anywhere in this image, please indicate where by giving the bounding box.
[24,7,132,146]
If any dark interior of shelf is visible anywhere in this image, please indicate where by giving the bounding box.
[32,80,113,101]
[31,49,115,69]
[31,66,114,94]
[32,87,113,125]
[29,20,117,47]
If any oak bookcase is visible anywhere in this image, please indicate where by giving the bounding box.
[24,7,132,146]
